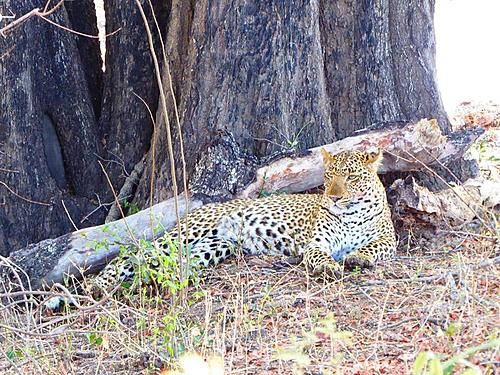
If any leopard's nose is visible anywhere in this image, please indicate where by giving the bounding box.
[331,196,341,203]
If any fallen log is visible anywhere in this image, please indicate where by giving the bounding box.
[0,119,484,291]
[239,118,475,197]
[390,173,499,228]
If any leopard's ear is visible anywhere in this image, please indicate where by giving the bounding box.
[320,148,334,166]
[364,149,382,172]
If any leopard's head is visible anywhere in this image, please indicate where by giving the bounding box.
[320,149,383,209]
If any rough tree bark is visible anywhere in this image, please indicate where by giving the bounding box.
[0,0,105,254]
[134,0,449,205]
[98,0,169,187]
[2,0,448,256]
[0,0,168,254]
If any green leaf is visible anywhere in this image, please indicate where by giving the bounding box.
[442,339,500,373]
[88,332,103,346]
[445,322,459,337]
[429,358,443,375]
[413,352,431,375]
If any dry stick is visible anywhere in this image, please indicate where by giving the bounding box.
[132,92,158,238]
[146,0,191,263]
[135,1,186,294]
[0,45,15,60]
[0,181,50,206]
[443,230,498,241]
[0,0,64,37]
[61,199,79,231]
[39,14,121,39]
[0,167,19,173]
[80,193,114,223]
[42,0,53,12]
[0,0,121,40]
[98,161,139,247]
[0,255,33,316]
[38,284,132,333]
[357,255,500,287]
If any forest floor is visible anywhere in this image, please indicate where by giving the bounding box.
[0,103,499,375]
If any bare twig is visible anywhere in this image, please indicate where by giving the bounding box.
[0,0,64,37]
[38,14,121,39]
[105,154,146,223]
[0,180,50,206]
[80,193,115,223]
[358,256,500,287]
[1,0,121,40]
[0,167,19,173]
[61,199,79,231]
[98,161,139,248]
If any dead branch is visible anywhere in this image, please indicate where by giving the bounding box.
[0,180,50,206]
[105,155,146,223]
[238,119,480,197]
[0,120,484,291]
[0,0,64,38]
[356,255,500,288]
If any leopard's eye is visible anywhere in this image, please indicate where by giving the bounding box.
[346,175,359,182]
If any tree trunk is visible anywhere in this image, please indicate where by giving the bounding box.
[0,0,105,254]
[97,0,169,189]
[0,0,168,254]
[134,0,449,206]
[1,0,448,255]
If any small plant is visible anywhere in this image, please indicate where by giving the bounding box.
[87,332,104,347]
[110,236,205,359]
[5,347,24,361]
[412,338,500,375]
[276,314,351,374]
[116,237,202,299]
[351,265,362,276]
[444,322,460,337]
[285,123,308,152]
[123,199,140,215]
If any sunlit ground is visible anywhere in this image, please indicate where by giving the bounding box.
[435,0,500,112]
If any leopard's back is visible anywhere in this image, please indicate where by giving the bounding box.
[163,194,324,265]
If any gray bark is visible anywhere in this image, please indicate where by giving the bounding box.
[0,0,105,254]
[0,0,169,254]
[134,0,449,206]
[97,0,169,188]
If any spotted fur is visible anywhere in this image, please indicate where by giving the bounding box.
[91,149,396,293]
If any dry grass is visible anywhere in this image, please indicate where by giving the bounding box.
[0,225,498,374]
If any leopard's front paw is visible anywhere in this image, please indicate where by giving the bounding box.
[305,258,341,280]
[303,248,342,280]
[314,261,342,280]
[343,254,374,270]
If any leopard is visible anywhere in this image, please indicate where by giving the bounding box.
[88,148,397,294]
[44,148,396,309]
